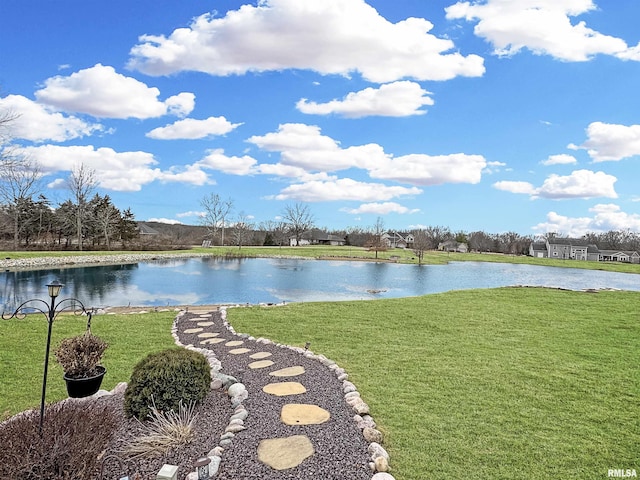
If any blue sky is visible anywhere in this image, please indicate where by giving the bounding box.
[2,0,640,236]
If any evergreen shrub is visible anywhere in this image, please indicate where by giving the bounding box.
[124,348,211,420]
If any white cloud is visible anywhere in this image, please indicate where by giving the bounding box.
[197,148,257,175]
[273,178,422,202]
[19,144,212,192]
[129,0,484,82]
[370,153,487,186]
[35,64,195,119]
[147,116,242,139]
[248,123,389,172]
[493,180,536,194]
[296,81,434,118]
[0,94,103,142]
[341,202,420,215]
[176,211,204,219]
[571,122,640,161]
[532,204,640,236]
[445,0,632,62]
[541,154,578,165]
[147,218,184,224]
[495,169,617,199]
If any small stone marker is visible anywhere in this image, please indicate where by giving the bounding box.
[198,332,220,338]
[229,348,251,355]
[248,359,275,369]
[156,464,179,480]
[281,403,330,425]
[249,351,272,359]
[183,327,203,334]
[257,435,314,470]
[225,340,244,347]
[200,338,224,345]
[269,366,305,377]
[263,382,307,396]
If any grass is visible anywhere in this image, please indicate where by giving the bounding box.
[0,311,176,419]
[226,288,640,480]
[3,245,640,274]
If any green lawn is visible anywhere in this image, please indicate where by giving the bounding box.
[1,277,639,479]
[3,246,640,273]
[0,311,176,419]
[226,288,640,480]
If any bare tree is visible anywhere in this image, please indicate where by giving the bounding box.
[90,194,120,250]
[282,202,314,246]
[0,112,42,249]
[366,216,386,259]
[412,229,431,265]
[67,164,97,251]
[200,193,233,246]
[231,212,254,250]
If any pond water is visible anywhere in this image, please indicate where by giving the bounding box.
[1,257,639,311]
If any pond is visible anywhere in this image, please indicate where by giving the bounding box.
[1,257,639,311]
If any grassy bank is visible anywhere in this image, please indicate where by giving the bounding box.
[2,245,640,274]
[226,288,640,479]
[0,311,176,419]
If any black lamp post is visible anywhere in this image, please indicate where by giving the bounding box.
[2,280,90,436]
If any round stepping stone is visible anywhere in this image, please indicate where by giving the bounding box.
[269,366,305,377]
[263,382,307,396]
[225,340,244,347]
[201,338,225,345]
[281,404,330,425]
[197,321,214,327]
[183,327,203,334]
[229,348,251,355]
[198,332,220,338]
[248,360,275,369]
[250,351,272,360]
[257,435,314,470]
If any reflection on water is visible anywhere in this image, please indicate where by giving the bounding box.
[1,258,638,310]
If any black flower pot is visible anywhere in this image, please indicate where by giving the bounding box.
[63,366,106,398]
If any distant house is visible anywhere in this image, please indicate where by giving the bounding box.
[599,250,640,264]
[438,240,469,253]
[529,242,547,258]
[529,237,639,263]
[290,230,345,246]
[381,232,414,249]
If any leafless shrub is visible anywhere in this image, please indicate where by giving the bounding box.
[0,400,119,480]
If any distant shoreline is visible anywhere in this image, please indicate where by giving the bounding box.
[0,252,213,272]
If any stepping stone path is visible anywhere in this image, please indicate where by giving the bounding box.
[175,309,383,480]
[248,359,275,369]
[262,382,306,396]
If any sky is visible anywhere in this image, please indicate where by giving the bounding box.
[1,0,640,237]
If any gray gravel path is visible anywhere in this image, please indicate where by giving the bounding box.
[176,309,373,480]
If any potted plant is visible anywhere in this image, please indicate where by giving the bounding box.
[54,331,108,398]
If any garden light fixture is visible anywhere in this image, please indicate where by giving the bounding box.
[1,281,90,436]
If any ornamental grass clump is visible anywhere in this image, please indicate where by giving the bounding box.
[54,331,108,379]
[122,400,198,459]
[124,348,211,420]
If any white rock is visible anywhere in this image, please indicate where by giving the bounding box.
[227,382,246,397]
[371,473,396,480]
[368,442,390,462]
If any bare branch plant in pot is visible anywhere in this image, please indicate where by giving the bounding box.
[54,331,108,398]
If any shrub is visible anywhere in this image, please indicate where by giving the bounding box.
[54,332,108,378]
[124,348,211,420]
[0,400,119,480]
